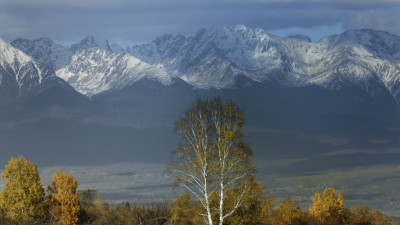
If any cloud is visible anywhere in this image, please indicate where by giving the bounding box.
[0,1,399,51]
[344,9,400,35]
[298,133,350,146]
[255,158,307,170]
[322,148,400,156]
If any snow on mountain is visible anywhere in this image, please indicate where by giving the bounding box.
[71,35,124,54]
[326,29,400,62]
[11,37,72,71]
[126,33,189,69]
[280,29,400,99]
[127,25,292,88]
[0,38,54,100]
[128,25,400,103]
[71,35,98,53]
[11,35,165,97]
[56,47,171,96]
[12,35,125,72]
[7,26,400,103]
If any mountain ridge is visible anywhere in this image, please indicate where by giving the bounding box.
[5,25,400,106]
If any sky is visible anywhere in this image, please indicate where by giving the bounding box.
[0,0,399,46]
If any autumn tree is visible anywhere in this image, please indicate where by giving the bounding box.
[224,177,266,225]
[345,206,393,225]
[260,196,274,225]
[48,170,80,225]
[309,187,345,225]
[78,194,110,225]
[371,209,391,225]
[77,189,98,208]
[169,193,204,225]
[271,196,302,225]
[168,98,256,225]
[130,201,170,225]
[350,205,373,225]
[113,204,135,225]
[0,156,46,224]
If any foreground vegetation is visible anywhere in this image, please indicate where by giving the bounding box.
[0,98,398,224]
[0,156,396,225]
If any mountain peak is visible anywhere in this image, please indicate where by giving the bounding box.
[12,37,73,71]
[56,48,172,96]
[233,24,249,32]
[327,29,400,61]
[0,38,32,65]
[0,38,58,101]
[34,37,54,45]
[81,35,96,45]
[71,35,98,53]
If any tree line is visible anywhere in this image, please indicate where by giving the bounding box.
[0,156,395,225]
[0,98,397,225]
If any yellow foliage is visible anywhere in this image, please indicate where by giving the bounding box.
[170,98,256,225]
[48,170,80,225]
[260,196,274,225]
[224,177,267,225]
[346,205,392,225]
[372,209,392,225]
[351,205,373,225]
[169,193,204,225]
[0,156,46,224]
[114,204,135,225]
[309,187,345,225]
[271,196,302,225]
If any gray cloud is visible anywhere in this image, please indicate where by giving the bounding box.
[297,133,350,146]
[322,148,400,156]
[0,1,399,46]
[344,9,400,34]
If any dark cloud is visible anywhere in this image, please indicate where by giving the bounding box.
[0,0,399,45]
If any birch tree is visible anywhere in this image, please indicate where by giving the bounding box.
[168,98,255,225]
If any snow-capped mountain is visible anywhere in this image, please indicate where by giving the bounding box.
[128,25,400,103]
[11,35,125,71]
[70,35,123,53]
[127,25,290,88]
[8,25,400,104]
[11,37,72,71]
[326,29,400,62]
[0,38,55,102]
[71,35,98,53]
[56,47,171,96]
[11,35,139,97]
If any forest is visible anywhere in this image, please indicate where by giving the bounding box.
[0,98,398,225]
